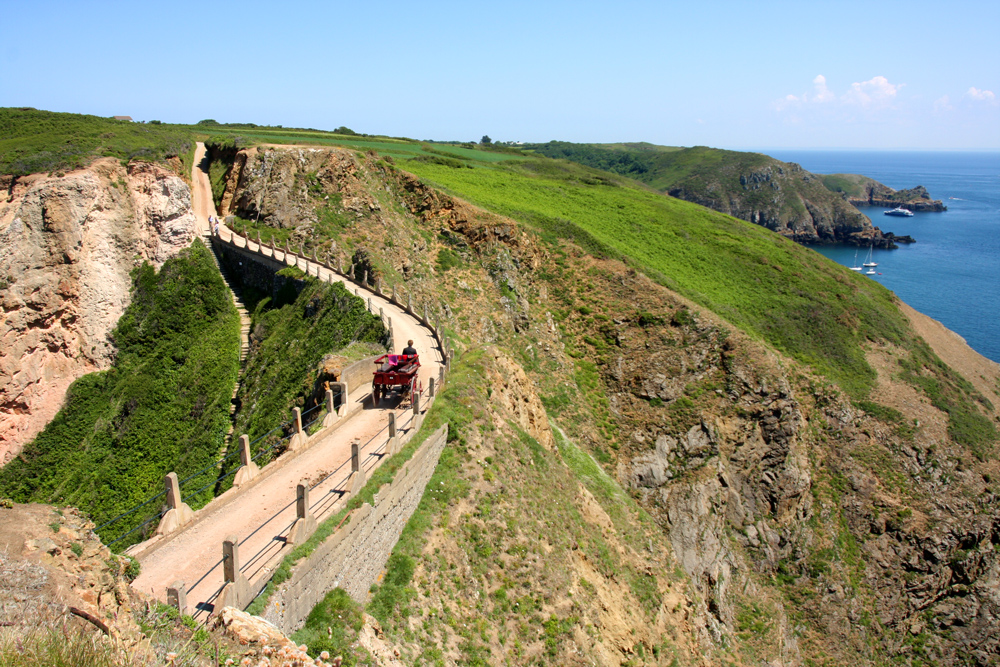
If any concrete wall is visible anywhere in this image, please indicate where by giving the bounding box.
[341,356,377,396]
[262,423,449,635]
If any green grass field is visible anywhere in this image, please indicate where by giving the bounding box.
[402,156,910,398]
[0,108,194,176]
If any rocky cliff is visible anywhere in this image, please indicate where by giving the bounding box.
[822,174,948,212]
[529,142,916,248]
[662,155,914,248]
[0,159,196,464]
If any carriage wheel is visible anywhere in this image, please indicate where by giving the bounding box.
[373,384,381,405]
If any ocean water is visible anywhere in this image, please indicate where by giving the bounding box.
[762,150,1000,364]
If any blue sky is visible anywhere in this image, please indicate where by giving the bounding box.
[2,0,997,149]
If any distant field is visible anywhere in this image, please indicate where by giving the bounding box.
[0,108,194,176]
[192,125,522,164]
[403,156,910,397]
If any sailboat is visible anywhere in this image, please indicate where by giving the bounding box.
[850,248,863,272]
[863,243,877,268]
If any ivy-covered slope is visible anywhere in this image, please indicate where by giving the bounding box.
[231,268,388,461]
[0,241,240,543]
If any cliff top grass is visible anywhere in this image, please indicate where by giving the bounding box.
[0,108,195,177]
[401,155,909,399]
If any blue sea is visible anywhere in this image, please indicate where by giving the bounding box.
[763,150,1000,364]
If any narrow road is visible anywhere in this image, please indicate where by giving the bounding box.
[131,144,445,618]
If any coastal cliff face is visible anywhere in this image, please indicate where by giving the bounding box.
[209,145,1000,665]
[663,155,912,248]
[834,177,948,212]
[0,159,196,464]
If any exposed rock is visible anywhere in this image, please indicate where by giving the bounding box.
[0,159,196,464]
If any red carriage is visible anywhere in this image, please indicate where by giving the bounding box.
[371,354,420,405]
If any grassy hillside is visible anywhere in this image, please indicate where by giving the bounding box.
[0,241,240,545]
[0,108,195,176]
[526,141,769,193]
[402,156,906,397]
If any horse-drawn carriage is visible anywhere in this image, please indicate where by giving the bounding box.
[371,354,420,405]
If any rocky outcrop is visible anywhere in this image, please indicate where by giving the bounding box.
[0,159,196,464]
[843,179,947,212]
[667,158,910,248]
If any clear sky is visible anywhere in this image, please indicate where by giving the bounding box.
[2,0,997,149]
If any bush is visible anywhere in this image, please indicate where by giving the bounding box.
[0,241,241,548]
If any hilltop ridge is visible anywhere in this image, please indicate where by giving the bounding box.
[527,141,923,248]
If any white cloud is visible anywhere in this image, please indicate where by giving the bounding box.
[775,74,902,111]
[811,75,834,103]
[966,87,997,103]
[933,95,953,113]
[842,76,901,108]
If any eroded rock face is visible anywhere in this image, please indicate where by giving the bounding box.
[0,159,196,464]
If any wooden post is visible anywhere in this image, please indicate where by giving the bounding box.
[429,377,435,398]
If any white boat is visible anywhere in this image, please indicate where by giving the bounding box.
[850,248,863,271]
[863,244,877,267]
[883,206,914,217]
[865,268,877,275]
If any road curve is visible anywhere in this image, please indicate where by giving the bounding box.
[130,144,445,618]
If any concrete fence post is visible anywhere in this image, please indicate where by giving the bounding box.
[333,381,349,417]
[407,292,412,314]
[218,535,251,609]
[411,387,423,432]
[156,472,194,536]
[362,270,368,287]
[376,278,382,295]
[223,536,239,583]
[348,438,366,495]
[391,283,397,302]
[379,307,384,322]
[288,481,318,544]
[322,388,338,428]
[429,377,435,398]
[166,582,187,616]
[423,304,429,326]
[289,407,307,451]
[348,264,355,280]
[387,412,400,455]
[233,434,260,487]
[299,242,305,257]
[368,297,373,313]
[439,366,445,386]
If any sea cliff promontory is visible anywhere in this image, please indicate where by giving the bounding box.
[822,173,948,211]
[528,141,921,248]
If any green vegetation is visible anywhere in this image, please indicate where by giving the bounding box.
[0,627,134,667]
[0,241,240,546]
[291,588,370,665]
[0,108,194,176]
[231,274,387,462]
[403,156,909,398]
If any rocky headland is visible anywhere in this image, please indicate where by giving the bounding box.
[824,173,948,212]
[0,160,196,464]
[528,142,917,248]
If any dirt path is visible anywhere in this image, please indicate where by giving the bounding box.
[190,142,216,236]
[131,148,445,618]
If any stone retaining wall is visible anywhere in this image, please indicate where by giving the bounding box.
[262,423,449,635]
